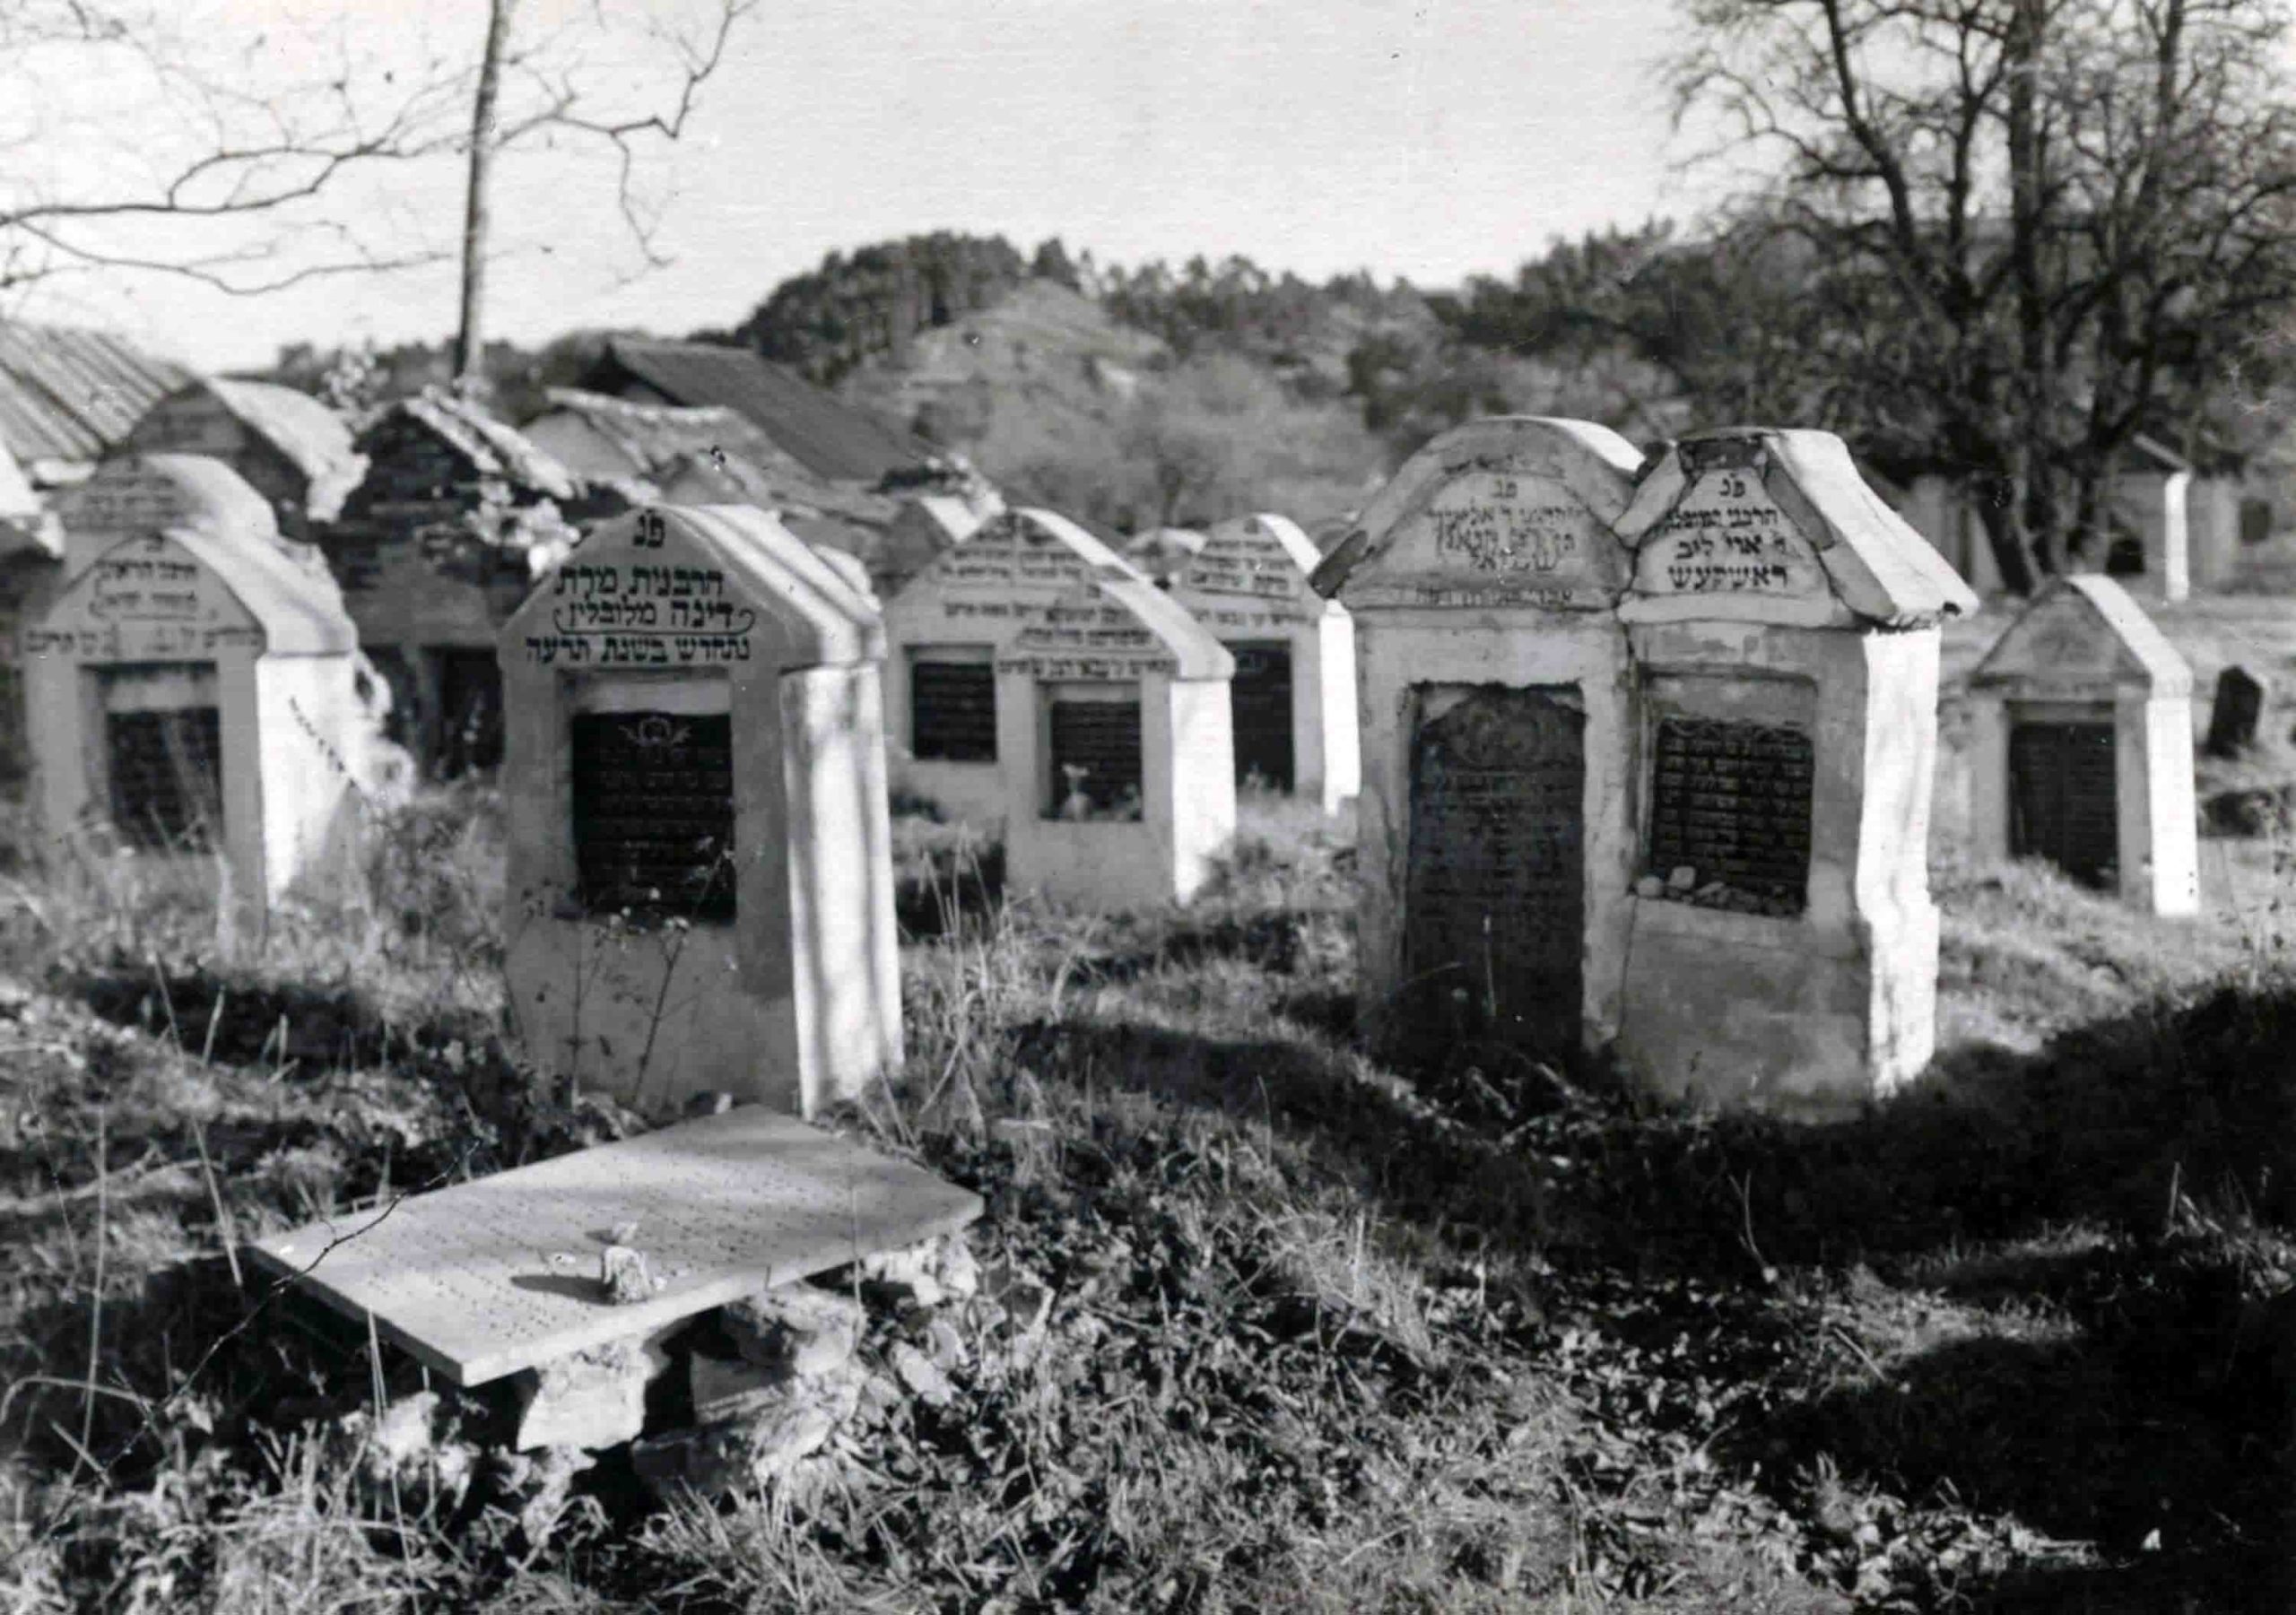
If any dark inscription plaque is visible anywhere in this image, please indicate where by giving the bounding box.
[107,708,223,852]
[1403,687,1585,1063]
[910,660,997,762]
[1047,699,1143,818]
[2010,721,2118,887]
[571,711,735,920]
[1229,643,1295,794]
[1647,717,1813,905]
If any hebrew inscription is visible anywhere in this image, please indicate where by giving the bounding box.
[571,710,736,920]
[1646,717,1813,910]
[525,560,757,668]
[1374,469,1621,607]
[27,536,263,662]
[2009,721,2118,888]
[1636,469,1826,599]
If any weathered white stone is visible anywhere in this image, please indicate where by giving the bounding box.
[1314,419,1977,1114]
[25,456,389,942]
[720,1284,864,1379]
[511,1330,675,1452]
[1961,574,2199,916]
[599,1244,656,1305]
[499,503,904,1116]
[882,508,1149,829]
[493,1445,597,1549]
[888,1341,956,1408]
[1161,513,1361,814]
[997,571,1238,910]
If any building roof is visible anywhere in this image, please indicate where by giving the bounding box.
[359,390,580,503]
[0,437,57,559]
[0,323,191,472]
[135,378,367,520]
[512,503,883,668]
[588,338,932,486]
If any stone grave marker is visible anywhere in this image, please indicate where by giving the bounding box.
[996,573,1235,909]
[247,1105,981,1386]
[881,508,1146,829]
[1962,575,2198,916]
[2205,664,2266,759]
[499,503,902,1116]
[1314,419,1978,1113]
[1162,513,1360,813]
[24,456,386,936]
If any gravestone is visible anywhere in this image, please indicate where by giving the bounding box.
[1162,513,1360,812]
[2205,665,2266,759]
[23,456,382,934]
[499,504,901,1116]
[996,574,1235,910]
[1314,419,1977,1113]
[881,508,1147,828]
[1963,575,2198,916]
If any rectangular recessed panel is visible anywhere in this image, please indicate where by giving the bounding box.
[107,708,222,851]
[246,1107,984,1386]
[1647,716,1814,906]
[1048,698,1143,817]
[570,708,735,920]
[910,660,997,762]
[2010,721,2118,887]
[1230,642,1294,794]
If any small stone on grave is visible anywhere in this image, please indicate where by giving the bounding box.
[599,1244,655,1305]
[1634,875,1665,899]
[1667,865,1698,893]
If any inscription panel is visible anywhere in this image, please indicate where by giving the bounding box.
[107,708,222,851]
[1403,687,1585,1060]
[2009,721,2118,887]
[910,659,997,762]
[1646,718,1813,907]
[1047,699,1144,819]
[1230,643,1294,793]
[1633,467,1827,600]
[1361,468,1623,609]
[525,560,757,669]
[27,534,263,663]
[570,710,735,919]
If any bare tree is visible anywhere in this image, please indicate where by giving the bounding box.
[451,0,758,383]
[1670,0,2296,592]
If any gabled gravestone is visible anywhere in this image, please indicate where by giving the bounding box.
[1963,575,2198,916]
[24,456,384,936]
[881,508,1146,829]
[1162,514,1360,813]
[1314,419,1978,1113]
[2205,664,2266,760]
[996,574,1236,910]
[499,504,901,1116]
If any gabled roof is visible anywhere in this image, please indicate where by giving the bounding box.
[999,573,1236,682]
[1615,427,1979,629]
[0,323,191,470]
[136,378,366,520]
[1967,572,2191,697]
[587,338,931,485]
[514,503,883,668]
[357,390,579,502]
[524,386,792,482]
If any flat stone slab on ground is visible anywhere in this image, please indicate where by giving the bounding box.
[246,1107,982,1387]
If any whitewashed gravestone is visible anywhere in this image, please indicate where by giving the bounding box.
[881,508,1147,829]
[24,456,382,937]
[1162,513,1360,813]
[996,574,1236,910]
[1312,419,1978,1113]
[500,504,902,1116]
[1961,574,2198,916]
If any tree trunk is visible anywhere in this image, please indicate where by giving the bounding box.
[454,0,516,387]
[2005,0,2058,586]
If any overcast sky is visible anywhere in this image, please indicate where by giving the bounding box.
[15,0,1706,375]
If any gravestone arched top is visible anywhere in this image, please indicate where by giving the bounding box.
[1616,429,1979,630]
[997,574,1236,682]
[1967,573,2192,699]
[1169,513,1329,621]
[896,507,1144,606]
[57,454,284,549]
[1310,416,1646,611]
[509,503,883,675]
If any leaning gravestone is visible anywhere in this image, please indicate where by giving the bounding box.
[996,574,1236,910]
[2205,664,2266,759]
[24,456,379,939]
[498,504,902,1116]
[1312,419,1978,1113]
[1962,575,2198,916]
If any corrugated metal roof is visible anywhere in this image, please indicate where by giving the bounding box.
[590,338,931,486]
[0,323,191,471]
